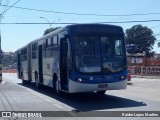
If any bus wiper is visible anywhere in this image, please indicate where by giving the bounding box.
[105,67,116,73]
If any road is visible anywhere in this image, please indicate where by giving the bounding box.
[0,73,160,120]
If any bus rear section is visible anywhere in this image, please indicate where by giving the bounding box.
[60,24,128,94]
[16,44,32,83]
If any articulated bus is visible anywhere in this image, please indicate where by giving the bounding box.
[17,24,127,95]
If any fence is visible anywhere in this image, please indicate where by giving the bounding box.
[2,69,17,73]
[128,57,160,66]
[128,57,160,76]
[128,66,160,76]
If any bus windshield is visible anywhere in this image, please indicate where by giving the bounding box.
[73,36,126,74]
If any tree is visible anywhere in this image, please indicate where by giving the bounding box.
[43,27,60,35]
[125,24,156,57]
[2,52,17,69]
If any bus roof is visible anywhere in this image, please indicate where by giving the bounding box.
[16,23,123,51]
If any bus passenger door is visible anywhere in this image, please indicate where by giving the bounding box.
[38,45,43,83]
[60,39,68,91]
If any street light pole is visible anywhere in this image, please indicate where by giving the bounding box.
[40,17,61,29]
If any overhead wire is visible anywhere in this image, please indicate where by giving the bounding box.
[1,19,160,24]
[111,0,160,22]
[137,1,160,14]
[1,0,21,15]
[1,4,160,17]
[151,25,160,29]
[0,1,159,41]
[1,0,10,14]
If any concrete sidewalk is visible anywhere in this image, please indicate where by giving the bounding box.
[0,80,5,85]
[131,75,160,79]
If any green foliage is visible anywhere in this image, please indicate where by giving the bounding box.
[43,27,61,35]
[125,24,156,57]
[2,52,17,69]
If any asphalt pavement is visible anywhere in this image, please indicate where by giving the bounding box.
[0,73,160,120]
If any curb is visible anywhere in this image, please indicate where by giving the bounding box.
[0,80,5,85]
[131,75,160,79]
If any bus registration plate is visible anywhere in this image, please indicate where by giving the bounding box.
[98,84,108,88]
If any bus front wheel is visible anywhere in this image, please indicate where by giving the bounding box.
[97,90,106,95]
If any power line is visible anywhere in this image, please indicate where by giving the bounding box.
[151,25,160,29]
[138,1,160,14]
[111,0,160,23]
[1,19,160,24]
[1,4,160,17]
[98,19,160,23]
[1,0,10,14]
[1,0,21,15]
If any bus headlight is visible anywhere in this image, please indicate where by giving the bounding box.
[121,76,127,80]
[77,78,82,82]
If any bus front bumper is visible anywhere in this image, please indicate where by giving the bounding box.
[68,79,127,93]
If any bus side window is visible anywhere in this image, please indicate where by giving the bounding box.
[51,37,54,46]
[48,38,51,47]
[21,48,27,61]
[51,35,59,57]
[32,43,37,59]
[45,39,48,48]
[53,36,58,46]
[51,36,58,47]
[115,40,122,55]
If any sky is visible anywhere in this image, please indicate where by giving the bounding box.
[0,0,160,53]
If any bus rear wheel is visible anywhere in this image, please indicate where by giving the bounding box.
[35,74,40,89]
[97,90,106,95]
[22,79,27,85]
[55,79,62,95]
[22,73,26,84]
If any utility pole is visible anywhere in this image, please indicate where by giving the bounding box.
[0,0,21,82]
[0,18,2,82]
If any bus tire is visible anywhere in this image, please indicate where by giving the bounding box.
[22,79,27,85]
[53,74,57,91]
[22,73,26,84]
[97,90,106,95]
[35,73,40,89]
[55,79,61,95]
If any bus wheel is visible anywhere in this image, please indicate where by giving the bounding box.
[55,79,61,94]
[97,90,106,95]
[22,73,26,84]
[22,79,26,84]
[35,74,40,89]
